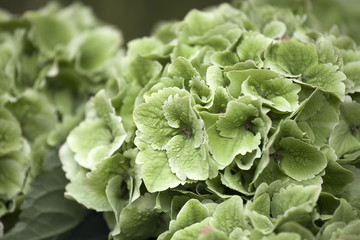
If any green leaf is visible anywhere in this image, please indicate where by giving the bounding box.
[106,175,128,236]
[235,147,261,170]
[316,39,338,64]
[277,137,327,181]
[328,220,360,240]
[3,152,86,240]
[171,43,199,61]
[210,196,248,236]
[77,154,126,211]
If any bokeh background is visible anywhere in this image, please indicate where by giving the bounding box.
[0,0,232,43]
[0,0,359,44]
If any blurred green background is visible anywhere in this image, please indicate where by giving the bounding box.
[0,0,231,43]
[0,0,359,43]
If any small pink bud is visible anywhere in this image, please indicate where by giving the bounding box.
[281,36,291,41]
[200,225,214,236]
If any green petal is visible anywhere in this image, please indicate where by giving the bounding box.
[236,32,272,63]
[276,222,316,240]
[127,37,164,60]
[27,13,74,57]
[211,50,240,68]
[303,63,346,100]
[221,167,252,195]
[163,94,204,147]
[171,218,211,240]
[344,61,360,93]
[264,232,301,240]
[0,108,22,155]
[227,69,279,98]
[167,57,201,89]
[330,121,360,158]
[180,9,225,43]
[76,27,121,73]
[296,91,339,146]
[166,136,209,181]
[135,140,182,193]
[210,196,248,236]
[119,193,161,239]
[167,199,210,239]
[5,90,57,142]
[208,124,261,166]
[241,69,301,112]
[263,20,286,39]
[67,119,113,169]
[125,55,163,87]
[271,184,321,218]
[321,146,354,195]
[206,66,226,90]
[277,137,327,181]
[198,226,228,240]
[134,88,188,150]
[216,99,259,138]
[264,40,318,76]
[0,152,28,199]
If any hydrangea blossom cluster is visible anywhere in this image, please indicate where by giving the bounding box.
[2,0,360,239]
[0,3,123,238]
[57,1,360,239]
